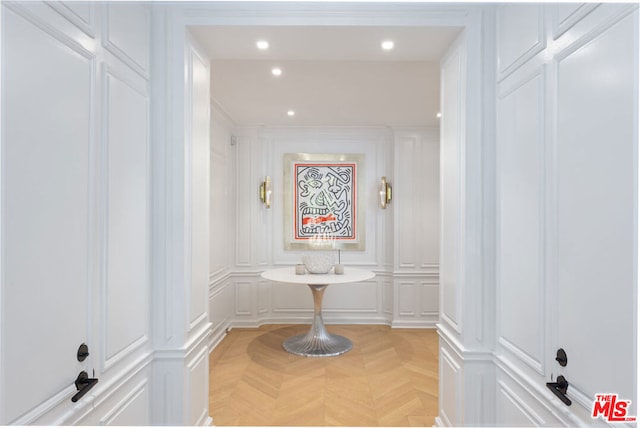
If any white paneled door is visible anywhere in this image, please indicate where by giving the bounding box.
[553,10,637,421]
[2,6,94,423]
[495,4,638,426]
[1,2,152,425]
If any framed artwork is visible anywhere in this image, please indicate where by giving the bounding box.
[284,153,365,250]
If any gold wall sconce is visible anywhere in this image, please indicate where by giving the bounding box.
[260,176,272,208]
[379,176,392,209]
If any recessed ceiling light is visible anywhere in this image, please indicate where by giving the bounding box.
[287,110,295,117]
[272,67,282,76]
[256,40,269,50]
[436,112,442,118]
[381,40,394,50]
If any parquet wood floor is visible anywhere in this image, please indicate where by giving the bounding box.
[209,324,439,426]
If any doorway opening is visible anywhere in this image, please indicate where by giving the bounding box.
[180,5,476,424]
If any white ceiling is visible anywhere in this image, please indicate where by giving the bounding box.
[189,25,462,127]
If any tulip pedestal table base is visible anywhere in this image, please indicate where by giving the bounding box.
[260,267,375,357]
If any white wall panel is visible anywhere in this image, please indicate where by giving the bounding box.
[420,283,439,316]
[104,68,149,367]
[398,282,417,316]
[103,3,150,76]
[396,136,417,269]
[100,381,150,425]
[383,279,394,316]
[103,70,150,367]
[324,281,377,313]
[188,348,210,426]
[271,283,312,312]
[497,4,545,78]
[187,45,210,328]
[234,137,253,266]
[235,282,254,315]
[209,279,233,346]
[256,278,269,315]
[439,345,462,427]
[395,131,440,272]
[440,35,464,333]
[210,106,234,277]
[496,72,544,374]
[496,381,541,427]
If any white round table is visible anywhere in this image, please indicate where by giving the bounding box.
[261,266,375,357]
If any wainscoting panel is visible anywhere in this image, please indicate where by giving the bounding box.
[271,283,313,313]
[209,277,233,348]
[234,137,254,267]
[186,41,210,330]
[438,343,462,427]
[323,280,378,313]
[210,105,235,275]
[398,282,417,317]
[440,33,464,335]
[496,70,544,376]
[394,129,440,273]
[493,358,570,427]
[235,281,254,316]
[496,380,543,426]
[188,347,210,426]
[420,282,439,320]
[98,380,150,425]
[103,65,150,370]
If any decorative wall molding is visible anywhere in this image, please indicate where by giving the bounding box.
[98,379,149,425]
[210,270,438,330]
[45,0,95,38]
[102,2,150,78]
[187,345,210,425]
[496,380,544,426]
[4,1,95,62]
[496,4,546,81]
[494,355,579,427]
[497,337,543,376]
[101,61,151,373]
[439,344,462,427]
[551,3,599,39]
[181,2,470,27]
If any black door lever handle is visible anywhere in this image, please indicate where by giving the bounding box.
[71,371,99,402]
[546,375,572,406]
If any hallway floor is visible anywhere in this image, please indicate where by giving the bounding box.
[209,324,439,426]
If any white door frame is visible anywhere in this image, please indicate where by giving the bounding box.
[149,2,497,425]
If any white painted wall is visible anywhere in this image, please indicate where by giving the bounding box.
[1,1,152,424]
[208,125,440,329]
